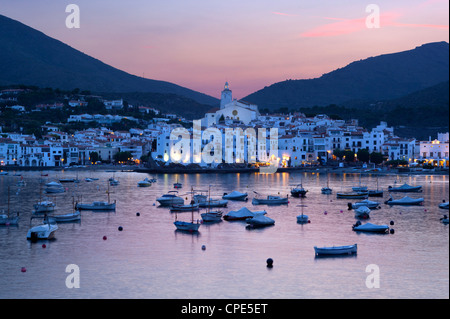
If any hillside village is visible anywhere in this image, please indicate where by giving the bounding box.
[0,84,448,169]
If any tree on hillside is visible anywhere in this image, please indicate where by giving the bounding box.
[357,149,370,163]
[343,150,355,162]
[370,152,384,165]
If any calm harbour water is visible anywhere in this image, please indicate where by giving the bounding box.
[0,169,448,299]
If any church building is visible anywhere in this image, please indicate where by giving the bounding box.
[201,82,260,127]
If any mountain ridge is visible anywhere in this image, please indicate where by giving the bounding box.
[0,14,219,107]
[244,41,449,109]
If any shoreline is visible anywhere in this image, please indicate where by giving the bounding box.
[1,164,448,176]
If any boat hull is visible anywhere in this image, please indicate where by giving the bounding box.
[170,204,199,212]
[174,221,200,232]
[353,223,389,233]
[76,202,116,210]
[296,215,309,224]
[222,192,248,201]
[314,244,357,256]
[201,212,223,222]
[54,212,81,222]
[337,192,368,199]
[252,197,288,205]
[385,197,424,206]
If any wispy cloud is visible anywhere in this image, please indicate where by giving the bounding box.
[300,9,448,38]
[272,12,299,17]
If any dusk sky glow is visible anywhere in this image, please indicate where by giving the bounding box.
[1,0,448,99]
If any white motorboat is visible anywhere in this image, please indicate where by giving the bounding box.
[33,200,55,213]
[438,201,449,209]
[109,179,120,186]
[314,244,357,256]
[223,207,267,221]
[137,178,152,187]
[157,191,185,207]
[352,221,389,233]
[54,211,81,222]
[354,206,370,219]
[385,196,424,206]
[201,211,223,222]
[388,183,422,193]
[27,217,58,241]
[348,199,380,210]
[252,195,288,205]
[222,191,248,201]
[246,214,275,228]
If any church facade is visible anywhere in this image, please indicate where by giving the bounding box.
[201,82,260,127]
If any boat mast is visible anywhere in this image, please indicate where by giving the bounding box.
[7,186,10,218]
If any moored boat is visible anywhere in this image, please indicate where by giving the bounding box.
[314,244,357,256]
[385,196,424,206]
[198,199,228,208]
[438,201,449,210]
[76,201,116,211]
[27,217,58,241]
[156,191,184,207]
[348,199,380,210]
[174,220,200,232]
[336,191,368,199]
[201,211,223,222]
[352,221,389,233]
[354,206,371,219]
[137,178,152,187]
[246,214,275,228]
[252,195,288,205]
[388,183,422,193]
[223,207,266,221]
[170,203,200,212]
[290,184,308,198]
[222,191,248,201]
[53,210,81,222]
[33,200,55,213]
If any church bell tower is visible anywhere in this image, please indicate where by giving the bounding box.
[220,82,232,109]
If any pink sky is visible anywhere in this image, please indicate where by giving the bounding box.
[0,0,448,99]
